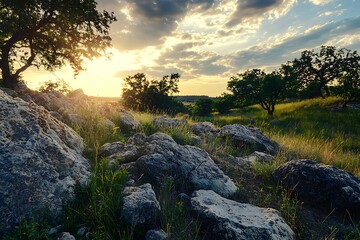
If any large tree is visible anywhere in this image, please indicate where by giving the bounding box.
[122,73,185,114]
[292,46,348,97]
[0,0,116,89]
[228,69,287,116]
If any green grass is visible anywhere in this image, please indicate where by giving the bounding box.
[195,97,360,176]
[62,160,130,239]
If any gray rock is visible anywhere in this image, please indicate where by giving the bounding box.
[0,89,90,232]
[218,124,278,155]
[50,111,64,121]
[48,225,62,236]
[136,133,237,197]
[58,232,75,240]
[67,113,82,125]
[191,190,295,240]
[76,226,88,237]
[274,159,360,212]
[100,141,125,157]
[152,116,187,128]
[122,183,160,227]
[104,119,116,129]
[119,109,140,131]
[245,151,275,164]
[191,122,219,136]
[146,229,168,240]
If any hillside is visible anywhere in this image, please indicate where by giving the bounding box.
[1,89,359,240]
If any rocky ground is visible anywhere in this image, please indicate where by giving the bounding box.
[0,87,359,239]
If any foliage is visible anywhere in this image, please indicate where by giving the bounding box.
[122,73,186,114]
[63,160,130,240]
[158,178,201,240]
[213,93,234,114]
[228,69,288,116]
[2,219,51,240]
[192,98,213,116]
[0,0,116,89]
[292,46,359,97]
[38,79,72,95]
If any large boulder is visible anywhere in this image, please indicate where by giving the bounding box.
[122,184,160,227]
[135,133,237,197]
[118,109,140,131]
[0,89,90,232]
[218,124,278,155]
[152,116,186,128]
[191,122,219,136]
[191,190,295,240]
[273,159,360,212]
[101,132,237,197]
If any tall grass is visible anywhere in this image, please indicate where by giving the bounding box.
[195,97,360,176]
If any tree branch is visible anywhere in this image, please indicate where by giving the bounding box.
[14,40,36,77]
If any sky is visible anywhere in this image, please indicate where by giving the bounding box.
[24,0,360,97]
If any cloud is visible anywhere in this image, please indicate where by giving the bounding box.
[309,0,335,5]
[225,0,295,28]
[97,0,220,50]
[229,16,360,71]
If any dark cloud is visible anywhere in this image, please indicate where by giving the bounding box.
[98,0,220,49]
[230,16,360,71]
[226,0,285,28]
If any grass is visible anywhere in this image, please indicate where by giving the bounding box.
[62,160,130,239]
[195,97,360,176]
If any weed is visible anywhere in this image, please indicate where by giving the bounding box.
[158,178,202,240]
[62,160,130,239]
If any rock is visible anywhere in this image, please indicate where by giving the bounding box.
[119,109,140,131]
[274,159,360,212]
[0,89,90,232]
[191,190,295,240]
[104,119,116,129]
[48,225,62,236]
[100,141,125,156]
[68,88,86,99]
[145,229,168,240]
[245,151,275,165]
[50,111,64,121]
[122,183,160,227]
[136,133,237,197]
[58,232,75,240]
[76,226,88,237]
[191,122,219,136]
[218,124,278,155]
[67,113,82,125]
[152,116,187,128]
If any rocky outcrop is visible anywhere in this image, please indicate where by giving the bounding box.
[219,124,278,155]
[99,141,125,156]
[191,122,219,136]
[191,190,295,240]
[122,184,160,227]
[152,116,186,128]
[100,132,237,197]
[274,160,360,212]
[0,89,90,232]
[118,109,140,131]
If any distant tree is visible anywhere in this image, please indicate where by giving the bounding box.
[0,0,116,89]
[38,79,72,95]
[192,98,213,116]
[213,93,234,114]
[122,73,185,114]
[292,46,350,97]
[228,69,287,116]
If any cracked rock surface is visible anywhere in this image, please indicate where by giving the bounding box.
[0,89,90,232]
[101,132,237,197]
[191,190,295,240]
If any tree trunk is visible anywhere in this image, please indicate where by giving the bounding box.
[1,45,18,89]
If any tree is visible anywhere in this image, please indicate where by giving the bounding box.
[331,49,360,107]
[0,0,116,89]
[122,73,185,114]
[213,93,234,114]
[292,46,347,97]
[192,98,213,116]
[228,69,286,116]
[38,79,72,95]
